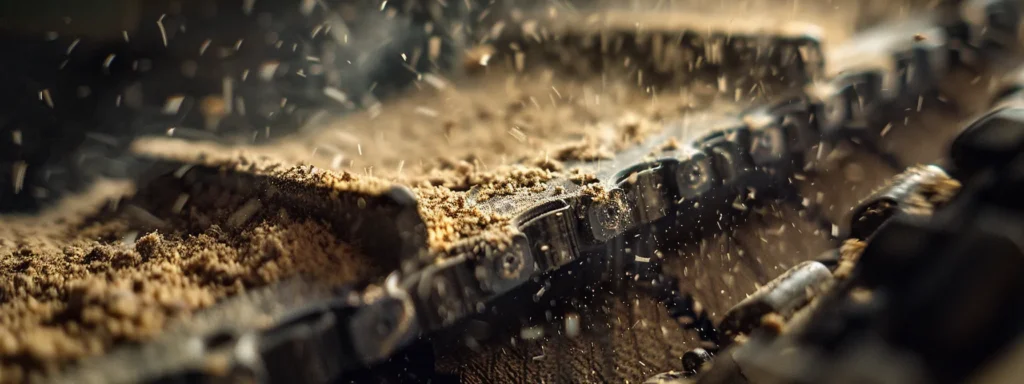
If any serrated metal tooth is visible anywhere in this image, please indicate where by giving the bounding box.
[410,231,536,329]
[583,188,640,244]
[701,129,757,188]
[411,255,485,330]
[259,298,358,381]
[516,200,582,271]
[616,161,674,225]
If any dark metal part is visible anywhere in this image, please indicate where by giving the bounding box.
[718,261,834,344]
[950,105,1024,177]
[848,165,957,240]
[682,348,714,376]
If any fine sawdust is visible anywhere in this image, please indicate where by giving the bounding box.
[133,65,746,182]
[900,168,962,216]
[0,176,378,382]
[414,185,512,253]
[834,239,867,280]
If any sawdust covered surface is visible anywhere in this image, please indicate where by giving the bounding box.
[131,147,396,197]
[0,177,377,382]
[0,4,836,380]
[414,164,563,253]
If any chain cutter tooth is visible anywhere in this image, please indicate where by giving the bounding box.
[257,297,359,383]
[615,161,675,225]
[516,199,583,272]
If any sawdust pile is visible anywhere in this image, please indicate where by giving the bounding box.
[415,185,511,252]
[0,154,603,382]
[0,179,377,382]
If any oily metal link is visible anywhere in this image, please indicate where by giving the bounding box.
[51,1,1024,383]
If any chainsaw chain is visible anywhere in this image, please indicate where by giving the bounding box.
[50,0,1024,383]
[657,55,1024,384]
